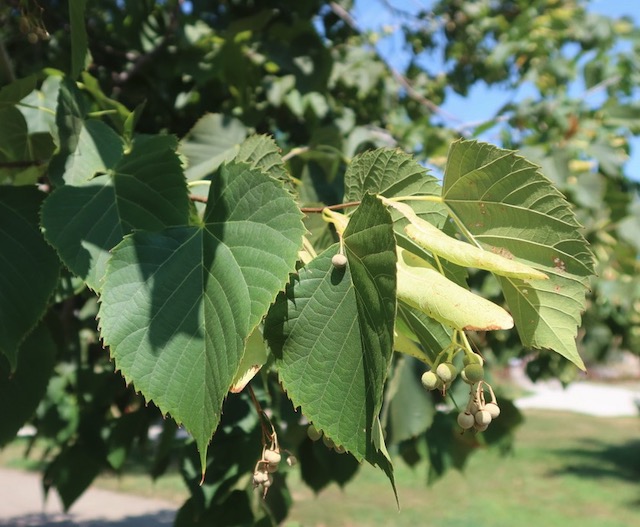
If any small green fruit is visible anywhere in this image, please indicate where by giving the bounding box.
[307,425,322,441]
[463,353,484,367]
[436,362,457,383]
[421,371,441,390]
[322,435,335,449]
[463,363,484,383]
[286,455,297,467]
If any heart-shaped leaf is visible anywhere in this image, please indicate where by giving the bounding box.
[98,160,304,470]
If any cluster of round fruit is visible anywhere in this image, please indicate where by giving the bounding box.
[307,424,347,454]
[421,353,485,394]
[18,16,50,44]
[252,445,297,498]
[457,381,501,433]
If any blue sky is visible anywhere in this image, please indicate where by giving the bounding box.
[352,0,640,181]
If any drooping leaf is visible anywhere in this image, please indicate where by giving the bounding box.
[180,113,248,181]
[0,321,57,446]
[0,187,60,367]
[265,193,396,484]
[442,139,594,369]
[42,134,189,290]
[98,161,304,471]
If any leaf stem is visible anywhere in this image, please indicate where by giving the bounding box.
[386,195,444,204]
[17,102,57,116]
[187,180,212,188]
[300,201,360,213]
[248,384,274,445]
[282,146,309,162]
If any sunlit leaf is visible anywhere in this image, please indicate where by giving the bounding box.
[443,140,594,368]
[98,160,304,471]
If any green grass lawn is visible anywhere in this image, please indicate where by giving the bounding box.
[285,410,640,527]
[2,410,640,526]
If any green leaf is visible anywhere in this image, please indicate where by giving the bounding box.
[44,443,103,511]
[265,193,396,483]
[0,75,37,109]
[396,302,452,365]
[42,135,189,290]
[385,357,435,444]
[442,139,594,369]
[0,107,29,160]
[343,147,464,297]
[298,436,361,492]
[0,187,60,367]
[0,321,57,446]
[48,77,90,186]
[98,161,304,471]
[69,0,91,78]
[180,113,248,181]
[344,148,446,226]
[57,119,124,185]
[236,134,288,181]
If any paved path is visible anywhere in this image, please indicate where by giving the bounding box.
[1,380,638,526]
[0,468,176,527]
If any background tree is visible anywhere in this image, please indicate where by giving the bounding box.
[0,0,638,525]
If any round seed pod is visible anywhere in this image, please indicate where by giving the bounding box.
[463,363,484,383]
[475,409,492,426]
[463,353,484,366]
[307,425,322,441]
[457,411,475,430]
[322,435,335,449]
[264,449,281,465]
[253,470,269,485]
[473,422,489,432]
[332,253,348,268]
[286,455,298,467]
[484,402,500,419]
[421,371,441,391]
[436,362,457,383]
